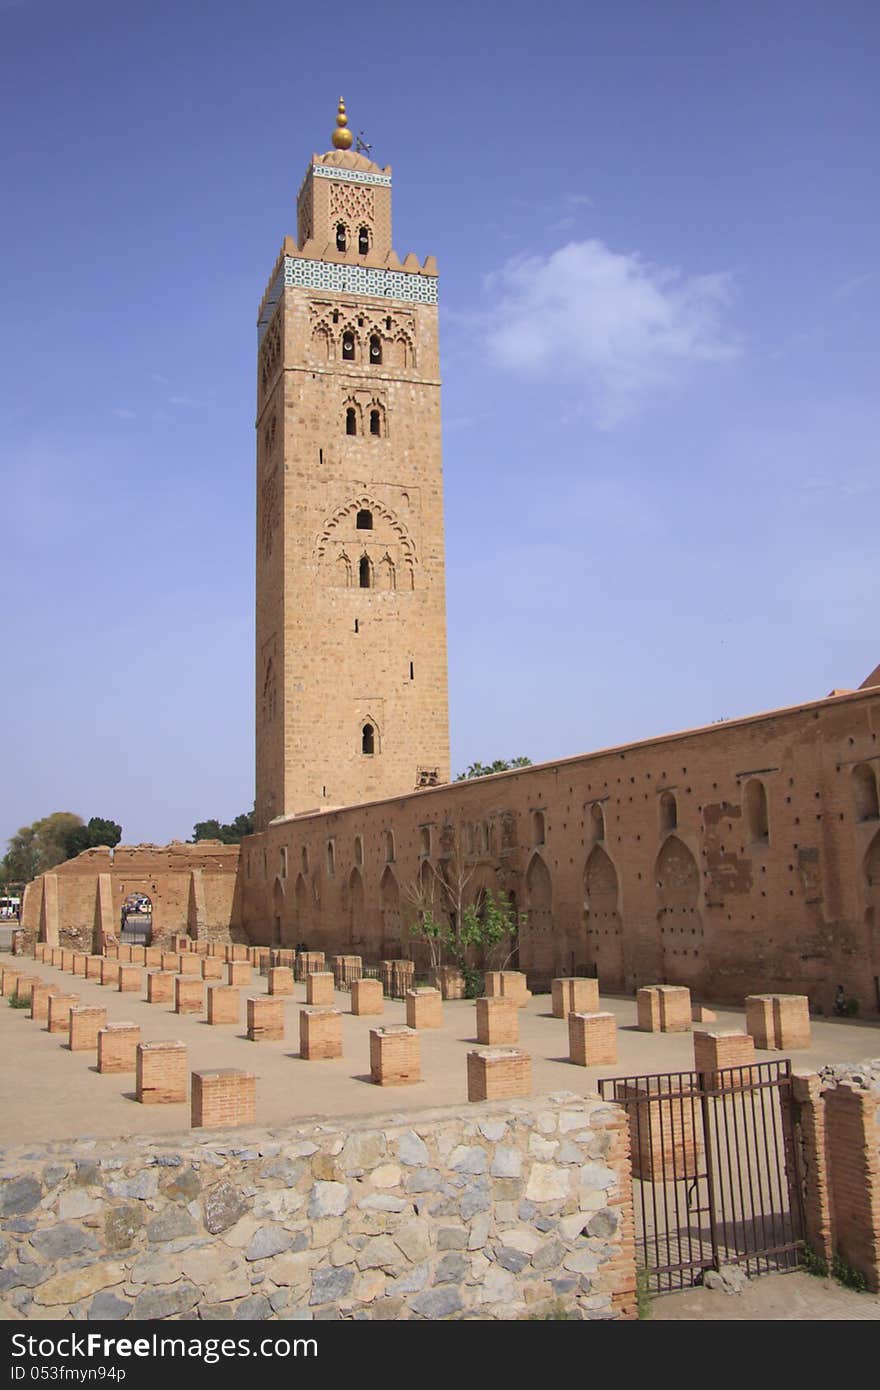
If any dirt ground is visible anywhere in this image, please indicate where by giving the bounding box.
[651,1271,880,1320]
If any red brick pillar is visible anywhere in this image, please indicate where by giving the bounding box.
[791,1073,834,1271]
[824,1082,880,1292]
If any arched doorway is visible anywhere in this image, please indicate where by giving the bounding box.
[121,892,152,945]
[584,845,623,990]
[655,836,702,985]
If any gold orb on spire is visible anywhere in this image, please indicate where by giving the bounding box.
[331,96,354,150]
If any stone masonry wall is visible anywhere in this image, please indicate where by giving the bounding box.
[0,1094,636,1321]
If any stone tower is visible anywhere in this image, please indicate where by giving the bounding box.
[254,100,450,830]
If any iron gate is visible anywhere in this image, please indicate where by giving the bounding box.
[598,1060,805,1292]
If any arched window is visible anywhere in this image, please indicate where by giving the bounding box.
[370,409,381,437]
[301,846,309,875]
[342,332,355,361]
[326,839,336,876]
[384,829,395,863]
[356,509,373,530]
[369,334,382,364]
[659,791,677,834]
[420,826,431,857]
[744,779,769,845]
[358,227,370,255]
[359,555,372,589]
[853,763,880,821]
[532,810,545,846]
[590,803,605,843]
[362,723,375,755]
[336,222,347,252]
[354,834,364,866]
[345,407,357,436]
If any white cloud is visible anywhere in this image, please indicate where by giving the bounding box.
[484,239,739,426]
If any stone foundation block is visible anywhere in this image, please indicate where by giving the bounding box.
[30,981,60,1022]
[161,952,182,973]
[60,949,75,972]
[552,976,600,1019]
[178,954,201,977]
[72,953,87,976]
[146,971,175,1005]
[433,965,465,1000]
[694,1029,756,1086]
[692,1005,717,1023]
[129,946,147,965]
[467,1047,531,1102]
[746,993,811,1050]
[568,1010,617,1066]
[268,967,294,996]
[247,995,285,1042]
[406,987,442,1029]
[306,972,335,1006]
[69,1006,107,1052]
[85,955,104,981]
[100,960,121,988]
[620,1081,703,1182]
[175,976,204,1015]
[136,1041,188,1104]
[299,1007,343,1060]
[116,945,132,963]
[1,969,22,997]
[144,947,163,967]
[47,993,80,1034]
[370,1025,420,1085]
[476,995,519,1045]
[117,964,142,993]
[207,985,240,1025]
[637,984,692,1033]
[201,958,224,981]
[227,961,252,987]
[351,977,383,1015]
[191,1069,256,1128]
[97,1023,141,1073]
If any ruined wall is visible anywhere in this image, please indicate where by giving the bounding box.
[21,843,242,952]
[242,687,880,1016]
[0,1095,635,1321]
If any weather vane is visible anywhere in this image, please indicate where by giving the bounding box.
[356,131,372,156]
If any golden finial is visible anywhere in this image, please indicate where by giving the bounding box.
[331,96,354,151]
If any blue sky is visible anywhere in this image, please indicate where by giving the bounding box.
[1,0,877,850]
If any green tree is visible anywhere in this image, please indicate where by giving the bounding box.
[191,809,255,845]
[62,817,123,859]
[455,756,532,781]
[1,811,83,884]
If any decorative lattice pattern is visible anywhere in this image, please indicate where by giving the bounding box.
[330,182,374,224]
[312,165,391,188]
[283,257,436,305]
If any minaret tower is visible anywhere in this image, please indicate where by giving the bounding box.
[254,100,450,829]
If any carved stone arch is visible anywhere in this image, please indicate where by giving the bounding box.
[311,323,332,363]
[379,552,396,590]
[368,398,387,438]
[343,395,363,435]
[655,835,702,987]
[388,332,414,370]
[337,551,352,587]
[316,495,418,570]
[359,714,381,757]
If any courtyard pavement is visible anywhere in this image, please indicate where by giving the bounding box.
[1,958,877,1144]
